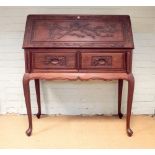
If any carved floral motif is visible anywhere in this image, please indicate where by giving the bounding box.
[47,21,119,40]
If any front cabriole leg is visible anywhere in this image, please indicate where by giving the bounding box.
[35,79,41,119]
[118,79,123,119]
[23,73,32,136]
[126,74,135,137]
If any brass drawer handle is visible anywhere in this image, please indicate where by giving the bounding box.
[98,58,106,65]
[91,56,112,66]
[50,58,59,65]
[44,56,66,65]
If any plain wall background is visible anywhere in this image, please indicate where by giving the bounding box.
[0,6,155,115]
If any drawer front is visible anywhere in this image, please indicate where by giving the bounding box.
[31,51,77,72]
[81,52,126,72]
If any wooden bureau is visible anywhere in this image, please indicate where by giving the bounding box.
[23,15,135,136]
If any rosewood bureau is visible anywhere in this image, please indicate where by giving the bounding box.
[22,15,135,136]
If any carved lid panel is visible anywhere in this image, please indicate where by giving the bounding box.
[23,15,134,49]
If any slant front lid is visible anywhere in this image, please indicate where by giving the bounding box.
[23,15,134,49]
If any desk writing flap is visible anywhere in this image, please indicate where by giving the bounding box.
[23,15,134,49]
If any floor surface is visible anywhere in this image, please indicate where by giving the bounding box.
[0,115,155,148]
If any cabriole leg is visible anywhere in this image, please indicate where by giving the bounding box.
[35,79,41,119]
[126,74,135,137]
[118,79,123,119]
[23,74,32,136]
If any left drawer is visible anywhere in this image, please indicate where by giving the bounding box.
[29,49,77,73]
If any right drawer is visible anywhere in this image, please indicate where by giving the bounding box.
[80,52,126,72]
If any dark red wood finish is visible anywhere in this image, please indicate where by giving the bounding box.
[23,15,134,49]
[23,15,135,137]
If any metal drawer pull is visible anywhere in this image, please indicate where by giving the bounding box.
[44,56,66,65]
[50,58,59,64]
[98,58,106,65]
[92,56,112,66]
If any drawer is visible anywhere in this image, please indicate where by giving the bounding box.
[31,51,77,72]
[80,52,126,72]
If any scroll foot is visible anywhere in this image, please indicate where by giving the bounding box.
[36,113,41,119]
[26,128,32,136]
[127,128,133,137]
[118,113,123,119]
